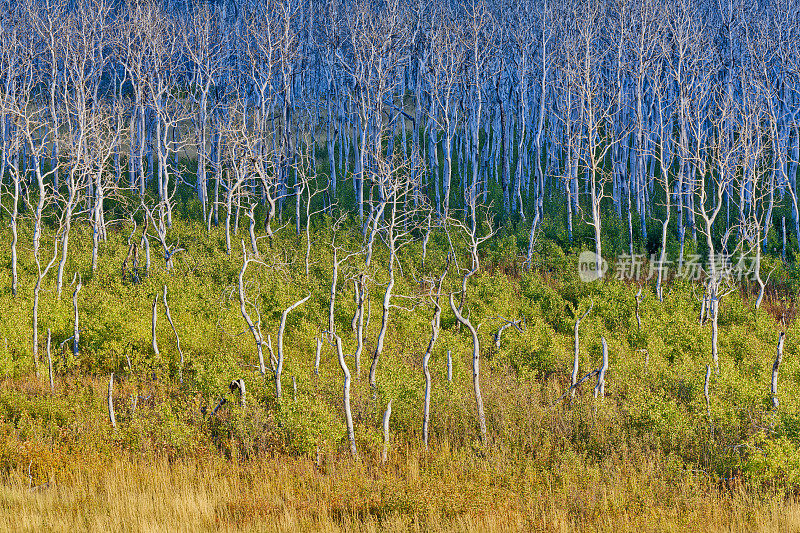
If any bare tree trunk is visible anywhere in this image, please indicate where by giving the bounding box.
[353,276,366,377]
[108,374,116,429]
[594,337,608,399]
[772,331,785,408]
[239,241,265,375]
[783,217,787,262]
[635,286,642,330]
[47,329,53,393]
[314,337,321,376]
[276,294,310,402]
[711,291,719,373]
[369,247,395,389]
[33,237,60,374]
[704,364,711,419]
[163,285,183,384]
[72,275,81,358]
[333,334,357,458]
[381,400,392,464]
[151,295,159,356]
[329,249,339,334]
[449,293,486,443]
[422,266,447,448]
[572,301,593,398]
[447,349,452,382]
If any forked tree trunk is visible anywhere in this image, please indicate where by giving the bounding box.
[163,285,183,384]
[275,294,310,402]
[238,241,265,375]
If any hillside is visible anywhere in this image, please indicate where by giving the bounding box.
[0,219,798,531]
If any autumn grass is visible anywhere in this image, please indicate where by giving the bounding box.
[0,444,797,533]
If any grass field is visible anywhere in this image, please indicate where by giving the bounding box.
[2,446,799,532]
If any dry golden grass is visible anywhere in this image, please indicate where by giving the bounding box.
[0,446,798,533]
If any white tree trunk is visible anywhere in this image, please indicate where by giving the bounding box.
[276,294,310,402]
[772,331,785,408]
[449,293,486,442]
[381,400,392,464]
[594,337,608,399]
[333,334,356,458]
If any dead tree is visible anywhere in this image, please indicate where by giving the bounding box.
[151,295,159,356]
[47,330,53,392]
[332,333,357,458]
[229,379,246,407]
[594,337,609,399]
[352,274,367,376]
[382,400,392,464]
[706,276,735,373]
[449,293,486,443]
[447,350,452,382]
[422,261,449,448]
[108,374,116,429]
[704,364,711,418]
[572,301,593,398]
[275,294,311,402]
[314,337,322,376]
[772,331,785,408]
[238,240,267,376]
[33,235,60,375]
[163,285,184,383]
[72,274,81,358]
[143,201,185,271]
[493,317,524,350]
[328,230,361,373]
[367,156,425,391]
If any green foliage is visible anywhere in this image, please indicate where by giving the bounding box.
[743,432,800,489]
[0,217,797,494]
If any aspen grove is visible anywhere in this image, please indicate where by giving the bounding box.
[0,0,799,528]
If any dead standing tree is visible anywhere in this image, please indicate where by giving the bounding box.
[572,300,593,398]
[326,222,363,374]
[449,291,486,443]
[275,293,311,403]
[367,153,428,391]
[421,258,449,449]
[239,239,269,376]
[32,234,60,375]
[331,333,357,458]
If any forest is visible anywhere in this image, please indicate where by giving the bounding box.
[0,0,799,530]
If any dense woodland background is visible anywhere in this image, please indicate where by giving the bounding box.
[0,0,799,529]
